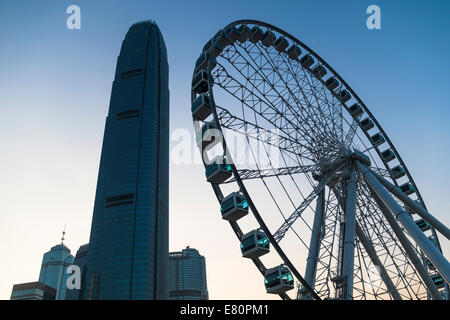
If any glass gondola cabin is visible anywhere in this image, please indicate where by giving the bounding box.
[338,89,351,103]
[249,26,264,43]
[220,192,249,221]
[205,157,232,184]
[196,121,221,150]
[390,165,405,179]
[274,36,289,52]
[312,65,327,78]
[264,265,294,294]
[381,149,396,162]
[240,229,270,259]
[216,29,232,48]
[300,54,314,68]
[195,52,216,73]
[431,274,445,289]
[325,77,339,90]
[287,44,301,60]
[191,93,212,121]
[225,26,241,42]
[360,118,374,131]
[192,69,210,94]
[238,25,251,42]
[349,103,363,117]
[262,30,276,47]
[399,182,415,195]
[426,258,436,271]
[415,218,431,232]
[370,133,385,147]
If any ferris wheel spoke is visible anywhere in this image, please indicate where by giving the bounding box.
[355,220,403,300]
[281,55,343,147]
[224,165,317,184]
[357,180,429,299]
[359,179,444,300]
[222,43,339,158]
[343,116,362,147]
[353,237,371,300]
[332,183,414,299]
[254,44,343,157]
[314,191,342,298]
[236,106,317,257]
[357,185,422,299]
[274,43,347,145]
[244,41,340,149]
[280,52,344,148]
[272,163,344,243]
[213,64,322,158]
[215,105,317,160]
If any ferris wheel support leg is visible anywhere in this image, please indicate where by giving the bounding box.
[356,161,449,298]
[342,165,357,300]
[355,222,402,300]
[366,184,443,300]
[369,167,450,241]
[303,187,325,296]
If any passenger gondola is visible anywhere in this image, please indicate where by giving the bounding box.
[240,229,270,259]
[264,265,294,294]
[196,121,222,150]
[205,157,232,184]
[220,192,249,221]
[191,93,212,121]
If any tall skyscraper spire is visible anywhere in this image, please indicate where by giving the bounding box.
[84,20,169,300]
[61,224,66,245]
[38,241,74,300]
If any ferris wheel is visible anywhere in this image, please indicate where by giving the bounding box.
[190,20,450,300]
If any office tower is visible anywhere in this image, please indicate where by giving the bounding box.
[10,282,56,300]
[84,20,169,300]
[38,243,74,300]
[65,243,89,300]
[169,247,208,300]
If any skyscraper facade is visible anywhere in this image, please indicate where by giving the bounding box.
[169,247,208,300]
[65,243,89,300]
[38,243,74,300]
[10,282,57,300]
[84,20,169,300]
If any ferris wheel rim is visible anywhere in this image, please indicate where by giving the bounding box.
[210,19,444,252]
[191,19,445,300]
[217,19,426,208]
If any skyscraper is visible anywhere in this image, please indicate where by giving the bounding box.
[38,243,74,300]
[169,247,208,300]
[84,20,169,300]
[10,282,57,300]
[65,243,89,300]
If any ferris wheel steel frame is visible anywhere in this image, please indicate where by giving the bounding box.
[191,19,450,300]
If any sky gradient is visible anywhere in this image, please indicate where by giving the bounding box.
[0,0,449,299]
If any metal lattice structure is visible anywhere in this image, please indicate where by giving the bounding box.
[190,20,450,300]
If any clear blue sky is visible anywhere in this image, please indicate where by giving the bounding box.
[0,0,449,299]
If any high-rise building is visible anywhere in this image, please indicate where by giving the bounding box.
[84,20,169,300]
[65,243,89,300]
[38,243,74,300]
[10,282,56,300]
[169,247,208,300]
